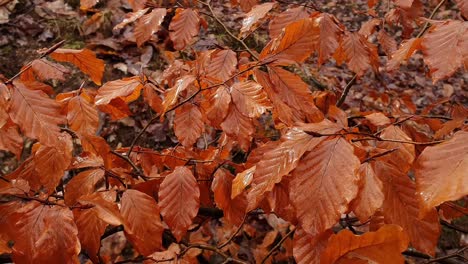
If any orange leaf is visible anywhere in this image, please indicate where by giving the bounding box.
[12,202,80,263]
[113,8,149,31]
[67,92,99,136]
[293,228,332,264]
[51,49,104,85]
[80,0,99,10]
[202,85,231,127]
[268,67,323,122]
[421,20,467,82]
[9,81,65,146]
[143,83,163,114]
[317,13,345,65]
[376,125,415,173]
[230,81,271,118]
[97,97,132,120]
[375,161,440,255]
[174,103,204,147]
[387,37,422,70]
[169,8,200,50]
[0,123,23,159]
[78,192,124,226]
[206,49,237,82]
[65,168,105,206]
[220,104,255,151]
[290,137,360,235]
[260,18,318,65]
[135,8,166,47]
[414,131,468,217]
[212,169,247,225]
[121,189,164,255]
[231,165,255,199]
[0,179,30,195]
[162,75,196,114]
[20,59,69,82]
[377,29,397,56]
[247,128,322,211]
[334,31,379,75]
[239,2,276,38]
[350,163,384,222]
[321,225,409,264]
[158,166,200,241]
[359,18,381,38]
[269,6,309,39]
[73,207,107,263]
[95,76,144,105]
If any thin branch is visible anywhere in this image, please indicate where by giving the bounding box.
[425,246,468,264]
[261,227,295,264]
[336,73,357,108]
[218,214,249,249]
[110,150,143,176]
[4,40,66,84]
[416,0,448,38]
[201,0,258,60]
[352,137,446,145]
[440,219,468,234]
[181,244,248,264]
[363,148,398,163]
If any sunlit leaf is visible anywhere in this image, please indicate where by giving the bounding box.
[269,6,309,39]
[212,169,247,225]
[202,86,231,127]
[414,131,468,217]
[350,163,384,222]
[230,81,271,118]
[169,8,200,50]
[162,75,196,114]
[387,37,422,70]
[121,189,164,255]
[135,8,166,47]
[321,224,409,264]
[231,165,255,199]
[290,137,360,235]
[51,49,105,85]
[239,2,275,38]
[95,76,144,105]
[158,166,200,241]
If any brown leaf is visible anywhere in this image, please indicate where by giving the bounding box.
[12,202,80,264]
[421,20,467,82]
[73,207,107,263]
[377,30,398,56]
[0,179,30,195]
[162,75,196,114]
[174,103,204,147]
[206,49,237,82]
[0,123,23,159]
[202,86,231,127]
[387,37,422,70]
[290,137,360,235]
[220,104,255,151]
[293,228,331,264]
[239,2,276,38]
[97,97,132,120]
[454,0,468,18]
[260,18,318,65]
[80,0,99,10]
[113,8,149,31]
[247,128,322,211]
[359,18,381,38]
[350,163,384,222]
[231,165,255,199]
[334,31,379,75]
[65,168,105,206]
[376,125,415,173]
[9,81,65,146]
[21,59,69,82]
[95,76,144,105]
[78,192,124,226]
[414,131,468,217]
[317,13,345,65]
[364,112,391,126]
[230,81,271,118]
[321,224,409,264]
[212,169,247,225]
[121,189,164,255]
[143,83,163,114]
[51,49,105,85]
[375,161,440,255]
[169,8,200,50]
[67,92,99,136]
[158,166,200,241]
[135,8,166,47]
[269,6,309,39]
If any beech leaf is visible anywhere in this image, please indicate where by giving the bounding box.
[51,49,105,85]
[73,208,107,263]
[239,2,275,39]
[230,81,271,118]
[206,49,237,82]
[293,228,331,264]
[67,93,99,136]
[95,76,144,105]
[158,166,200,241]
[174,103,204,147]
[212,169,247,225]
[169,8,200,50]
[135,8,166,47]
[269,6,309,39]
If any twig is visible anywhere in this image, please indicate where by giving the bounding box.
[275,0,321,11]
[336,73,357,108]
[416,0,448,38]
[181,244,248,264]
[425,246,468,264]
[218,214,249,249]
[363,148,398,163]
[261,227,295,264]
[5,40,66,84]
[110,150,143,177]
[352,137,446,145]
[201,0,259,60]
[440,219,468,234]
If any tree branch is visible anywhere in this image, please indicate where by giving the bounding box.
[336,73,357,108]
[261,227,295,264]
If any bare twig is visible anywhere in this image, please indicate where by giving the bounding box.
[218,214,249,249]
[5,40,66,84]
[336,73,357,108]
[363,148,398,163]
[416,0,448,38]
[110,150,143,176]
[181,244,248,264]
[201,0,259,60]
[352,137,446,145]
[425,246,468,264]
[261,227,296,264]
[440,219,468,234]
